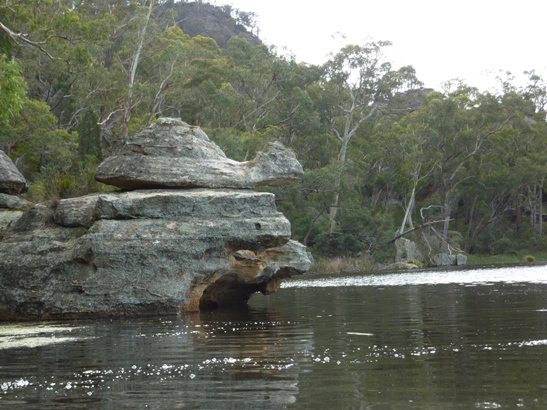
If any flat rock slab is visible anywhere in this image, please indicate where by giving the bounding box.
[54,189,284,228]
[95,118,303,189]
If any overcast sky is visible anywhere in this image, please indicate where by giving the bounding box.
[214,0,546,91]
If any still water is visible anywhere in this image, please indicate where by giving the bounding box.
[1,265,547,409]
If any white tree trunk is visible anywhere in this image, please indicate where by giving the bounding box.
[121,0,154,140]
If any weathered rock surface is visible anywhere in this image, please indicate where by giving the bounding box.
[430,253,467,267]
[0,151,27,195]
[395,238,424,263]
[0,119,310,320]
[95,118,303,190]
[0,189,33,236]
[0,193,33,210]
[0,210,23,233]
[0,189,310,320]
[456,254,468,266]
[388,261,420,270]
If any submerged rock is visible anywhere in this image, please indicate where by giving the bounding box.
[0,119,310,320]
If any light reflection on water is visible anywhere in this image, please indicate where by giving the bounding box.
[283,264,547,288]
[0,264,546,409]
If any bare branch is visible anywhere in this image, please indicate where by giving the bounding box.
[0,20,57,60]
[388,218,453,244]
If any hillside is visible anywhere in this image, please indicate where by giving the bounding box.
[170,2,261,50]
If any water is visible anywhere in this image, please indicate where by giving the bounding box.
[1,265,547,409]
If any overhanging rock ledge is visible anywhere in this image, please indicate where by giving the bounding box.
[0,119,310,320]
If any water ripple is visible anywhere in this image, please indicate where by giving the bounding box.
[284,265,547,288]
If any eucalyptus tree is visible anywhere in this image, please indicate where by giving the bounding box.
[320,41,420,233]
[0,54,25,126]
[225,38,291,132]
[401,86,521,250]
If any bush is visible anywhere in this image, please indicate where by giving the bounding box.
[524,255,536,262]
[494,237,512,254]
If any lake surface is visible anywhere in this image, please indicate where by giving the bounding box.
[1,264,547,409]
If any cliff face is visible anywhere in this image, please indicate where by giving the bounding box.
[171,2,261,50]
[0,119,310,320]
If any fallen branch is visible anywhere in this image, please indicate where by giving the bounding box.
[388,218,453,244]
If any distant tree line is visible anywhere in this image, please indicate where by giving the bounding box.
[1,1,546,260]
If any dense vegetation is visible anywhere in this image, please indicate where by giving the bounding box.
[1,1,546,263]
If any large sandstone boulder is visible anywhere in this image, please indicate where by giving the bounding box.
[395,237,424,263]
[0,151,27,194]
[0,117,311,320]
[95,118,303,190]
[0,189,310,319]
[0,193,32,210]
[430,253,467,266]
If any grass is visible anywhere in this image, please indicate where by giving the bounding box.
[309,255,374,275]
[308,250,547,275]
[465,251,547,266]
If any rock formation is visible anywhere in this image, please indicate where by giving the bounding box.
[0,150,27,195]
[395,238,424,264]
[95,118,303,189]
[0,153,31,234]
[0,119,310,320]
[430,252,467,267]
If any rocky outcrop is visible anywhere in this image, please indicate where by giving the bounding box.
[430,253,467,267]
[0,193,32,210]
[169,2,262,50]
[0,151,27,195]
[0,154,31,235]
[0,119,310,320]
[395,238,424,263]
[95,118,303,190]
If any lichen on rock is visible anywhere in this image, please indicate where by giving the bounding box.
[0,119,310,320]
[95,118,303,190]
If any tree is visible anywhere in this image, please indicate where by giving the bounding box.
[321,41,420,233]
[120,0,155,140]
[76,108,102,162]
[0,54,26,124]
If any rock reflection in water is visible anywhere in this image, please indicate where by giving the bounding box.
[188,307,313,406]
[0,306,313,409]
[1,265,547,409]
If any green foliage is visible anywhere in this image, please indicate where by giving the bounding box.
[524,255,536,262]
[0,54,26,122]
[494,237,513,255]
[76,108,102,161]
[26,159,112,203]
[313,205,394,256]
[1,0,547,263]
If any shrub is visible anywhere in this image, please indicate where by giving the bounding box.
[524,255,536,262]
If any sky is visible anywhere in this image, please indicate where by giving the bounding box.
[212,0,547,91]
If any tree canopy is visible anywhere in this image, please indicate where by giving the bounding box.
[2,0,547,262]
